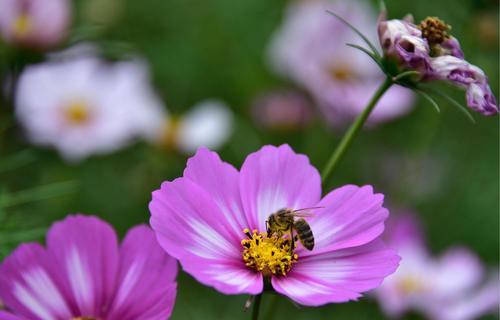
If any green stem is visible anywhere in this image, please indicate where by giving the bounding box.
[321,77,393,184]
[252,294,263,320]
[263,295,279,320]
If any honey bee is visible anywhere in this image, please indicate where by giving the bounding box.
[266,207,320,251]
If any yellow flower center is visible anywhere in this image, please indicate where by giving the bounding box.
[397,276,427,295]
[12,14,33,38]
[64,101,91,125]
[328,66,353,81]
[241,228,298,277]
[158,117,182,150]
[418,16,451,46]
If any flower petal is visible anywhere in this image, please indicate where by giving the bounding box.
[177,100,233,153]
[272,240,400,306]
[150,178,263,295]
[305,185,388,255]
[0,311,26,320]
[384,213,425,248]
[0,244,72,320]
[240,144,321,231]
[46,215,120,317]
[430,276,499,320]
[183,147,248,243]
[107,225,177,320]
[432,248,483,298]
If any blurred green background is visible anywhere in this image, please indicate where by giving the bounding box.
[0,0,498,319]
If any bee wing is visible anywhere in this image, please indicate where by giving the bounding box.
[291,206,323,218]
[291,212,314,218]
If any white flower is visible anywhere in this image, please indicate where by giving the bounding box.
[15,55,166,162]
[157,99,233,154]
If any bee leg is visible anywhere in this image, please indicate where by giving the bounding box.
[289,226,295,253]
[266,220,271,237]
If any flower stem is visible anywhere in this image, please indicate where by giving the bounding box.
[321,77,393,184]
[252,293,263,320]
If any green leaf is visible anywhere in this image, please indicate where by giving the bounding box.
[392,70,420,82]
[416,89,441,113]
[0,149,37,174]
[1,180,79,208]
[424,87,476,124]
[345,43,384,70]
[326,10,381,58]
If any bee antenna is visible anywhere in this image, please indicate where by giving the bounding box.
[294,206,324,212]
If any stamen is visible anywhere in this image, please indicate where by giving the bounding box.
[328,65,354,81]
[397,276,428,295]
[12,14,32,38]
[158,117,181,149]
[64,101,91,125]
[418,16,451,46]
[241,229,298,277]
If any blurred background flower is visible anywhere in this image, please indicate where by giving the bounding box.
[156,99,234,154]
[0,0,71,49]
[251,90,312,131]
[15,49,166,162]
[267,0,415,128]
[374,213,498,319]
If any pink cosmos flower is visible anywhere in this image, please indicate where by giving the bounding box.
[0,215,178,320]
[149,144,400,306]
[268,0,415,127]
[374,213,499,319]
[0,0,71,48]
[378,15,498,116]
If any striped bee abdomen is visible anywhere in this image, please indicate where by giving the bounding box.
[294,218,314,250]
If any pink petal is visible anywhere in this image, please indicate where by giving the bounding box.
[46,215,120,317]
[150,178,263,295]
[431,277,499,320]
[305,185,388,255]
[240,144,321,231]
[107,225,177,320]
[183,148,248,243]
[0,311,26,320]
[272,240,400,306]
[384,212,425,248]
[0,244,72,319]
[433,248,483,298]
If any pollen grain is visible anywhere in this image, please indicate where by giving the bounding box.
[241,228,298,277]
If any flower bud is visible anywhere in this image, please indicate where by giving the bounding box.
[378,19,431,76]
